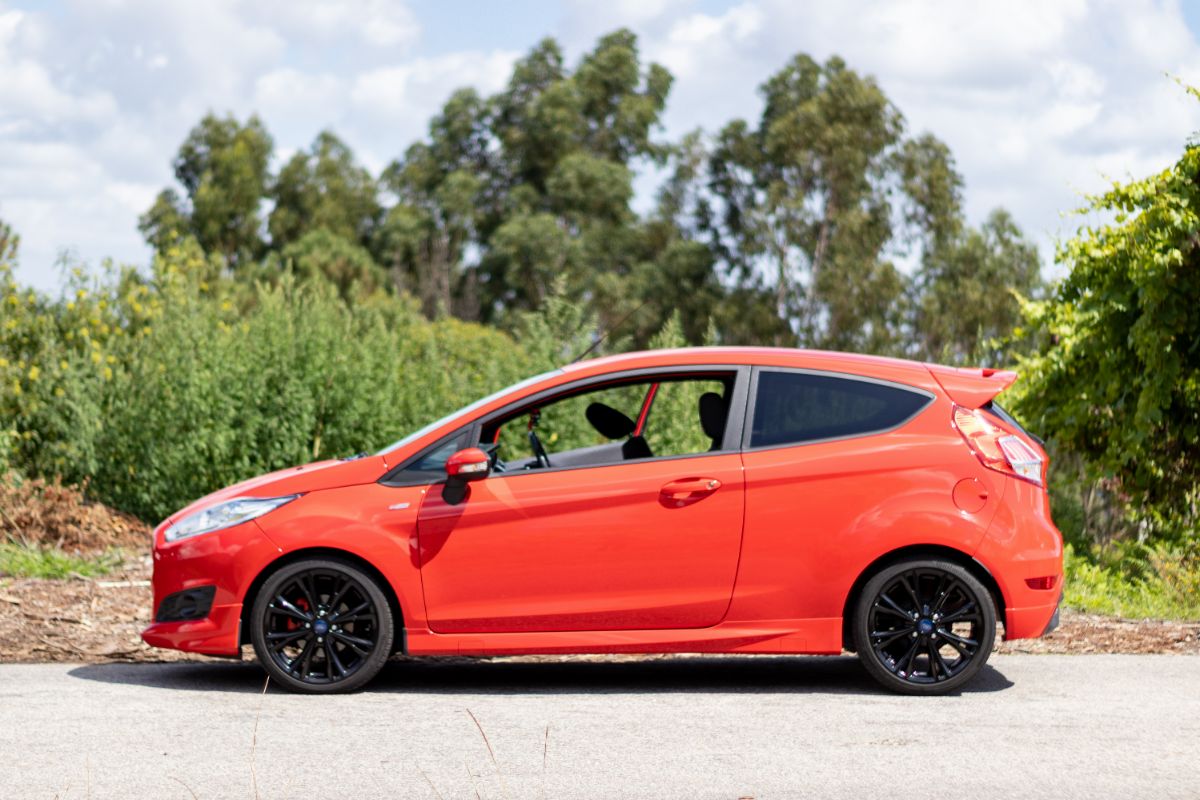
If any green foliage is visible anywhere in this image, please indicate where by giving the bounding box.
[702,55,968,351]
[0,539,122,579]
[914,209,1043,365]
[139,114,274,266]
[267,228,388,301]
[1064,543,1200,620]
[269,131,381,251]
[133,34,1043,358]
[1010,111,1200,537]
[1,240,535,521]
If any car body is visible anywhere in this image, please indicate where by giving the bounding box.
[143,347,1063,693]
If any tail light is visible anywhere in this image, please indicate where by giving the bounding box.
[952,406,1044,486]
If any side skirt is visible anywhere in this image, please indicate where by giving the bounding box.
[403,618,843,657]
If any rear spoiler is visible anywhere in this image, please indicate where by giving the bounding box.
[925,364,1018,409]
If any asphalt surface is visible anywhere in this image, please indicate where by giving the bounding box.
[2,654,1198,799]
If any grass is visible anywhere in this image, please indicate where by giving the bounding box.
[1063,544,1200,621]
[0,539,123,579]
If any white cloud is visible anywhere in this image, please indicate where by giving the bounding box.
[582,0,1200,274]
[2,0,1199,292]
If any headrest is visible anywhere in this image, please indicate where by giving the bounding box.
[586,402,637,440]
[698,392,727,443]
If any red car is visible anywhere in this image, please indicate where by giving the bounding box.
[143,347,1062,694]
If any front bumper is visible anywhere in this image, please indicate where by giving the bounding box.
[141,603,243,656]
[141,518,281,657]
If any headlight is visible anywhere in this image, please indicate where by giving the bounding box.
[163,495,299,542]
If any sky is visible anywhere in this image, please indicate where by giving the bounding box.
[3,0,1200,292]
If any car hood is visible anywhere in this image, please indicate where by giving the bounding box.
[161,455,389,527]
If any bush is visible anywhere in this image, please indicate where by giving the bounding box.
[1065,542,1200,621]
[1,240,539,521]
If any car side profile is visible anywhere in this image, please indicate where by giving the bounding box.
[142,347,1063,695]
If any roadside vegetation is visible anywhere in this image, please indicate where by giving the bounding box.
[0,30,1197,618]
[0,540,121,579]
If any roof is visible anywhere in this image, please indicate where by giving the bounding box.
[561,346,941,386]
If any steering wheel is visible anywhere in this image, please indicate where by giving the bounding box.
[527,409,551,469]
[479,441,506,473]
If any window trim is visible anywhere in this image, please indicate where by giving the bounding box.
[741,366,935,452]
[379,364,751,487]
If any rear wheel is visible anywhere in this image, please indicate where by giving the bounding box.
[852,559,995,695]
[250,558,394,693]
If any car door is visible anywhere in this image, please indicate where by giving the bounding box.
[414,369,749,634]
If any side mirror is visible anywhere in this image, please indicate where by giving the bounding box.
[445,447,491,483]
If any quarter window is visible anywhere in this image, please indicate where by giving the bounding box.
[750,371,930,448]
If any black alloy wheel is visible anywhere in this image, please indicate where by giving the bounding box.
[251,558,394,693]
[853,559,995,695]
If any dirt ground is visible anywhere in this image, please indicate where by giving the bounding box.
[1,555,1197,664]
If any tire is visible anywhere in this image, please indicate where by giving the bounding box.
[852,558,996,696]
[250,558,395,694]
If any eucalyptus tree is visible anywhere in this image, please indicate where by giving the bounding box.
[268,130,381,251]
[139,113,274,268]
[705,55,963,351]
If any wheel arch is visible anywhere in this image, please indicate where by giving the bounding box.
[239,547,407,654]
[840,544,1006,651]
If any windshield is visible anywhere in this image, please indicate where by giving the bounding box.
[375,369,562,456]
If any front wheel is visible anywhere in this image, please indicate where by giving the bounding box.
[250,558,394,693]
[852,559,996,695]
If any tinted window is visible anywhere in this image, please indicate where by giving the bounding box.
[750,371,930,448]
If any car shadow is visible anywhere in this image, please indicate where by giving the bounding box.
[68,654,1014,697]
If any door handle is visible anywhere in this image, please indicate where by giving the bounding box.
[660,478,721,497]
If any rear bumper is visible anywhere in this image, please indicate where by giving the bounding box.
[1042,596,1062,636]
[1005,591,1061,641]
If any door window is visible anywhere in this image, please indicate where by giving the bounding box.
[482,374,736,472]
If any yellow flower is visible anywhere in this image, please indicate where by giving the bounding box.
[54,387,65,397]
[59,360,69,370]
[106,355,116,364]
[0,357,7,368]
[76,289,87,300]
[103,366,113,381]
[91,351,102,364]
[27,366,39,381]
[66,301,75,311]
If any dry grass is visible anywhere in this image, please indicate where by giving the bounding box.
[0,473,150,555]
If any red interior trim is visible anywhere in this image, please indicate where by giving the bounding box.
[634,383,659,436]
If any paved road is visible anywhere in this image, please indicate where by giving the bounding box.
[2,654,1198,799]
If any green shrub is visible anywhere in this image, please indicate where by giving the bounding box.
[1064,542,1200,620]
[1,241,540,521]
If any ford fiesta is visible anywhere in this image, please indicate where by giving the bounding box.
[143,347,1062,694]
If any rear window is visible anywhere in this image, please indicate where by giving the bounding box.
[983,401,1042,444]
[750,371,931,448]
